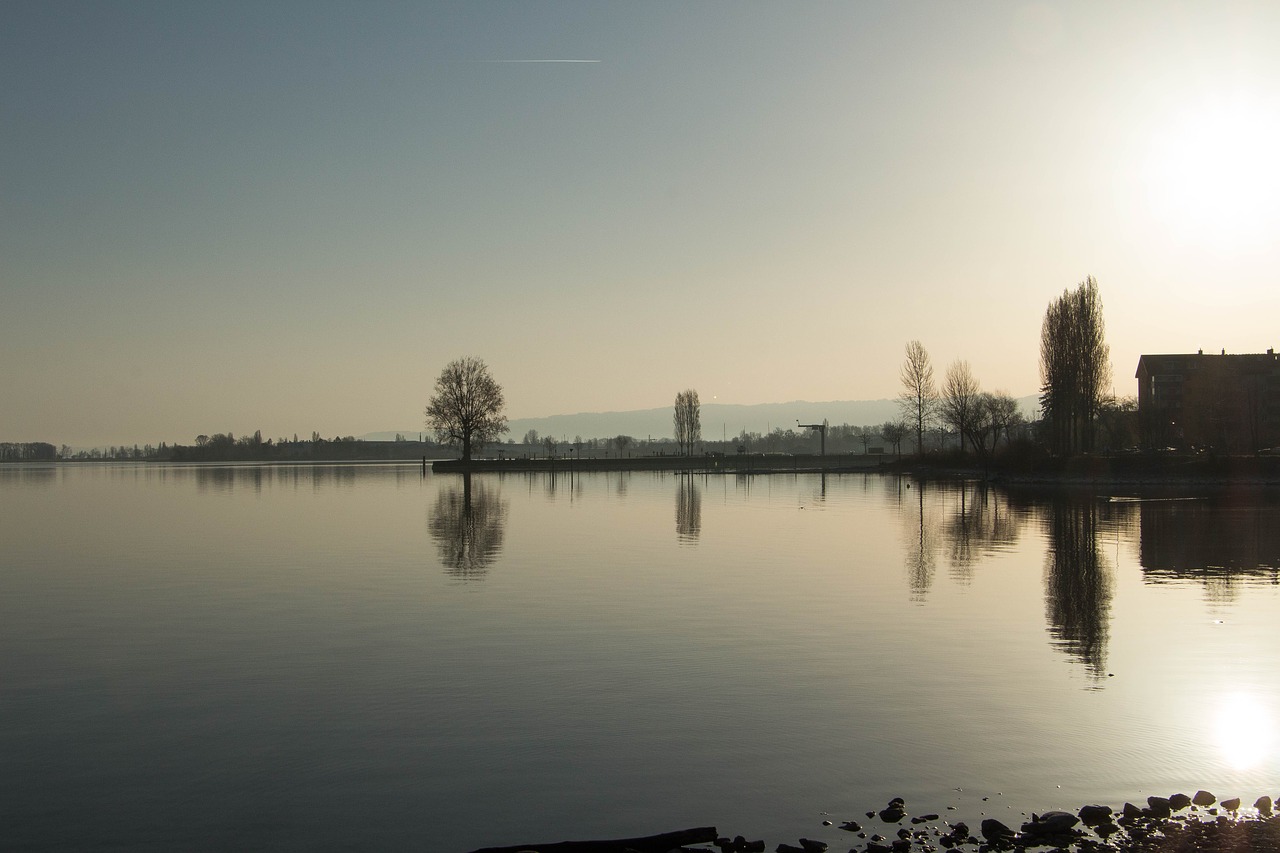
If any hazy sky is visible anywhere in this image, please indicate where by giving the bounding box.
[5,2,1280,445]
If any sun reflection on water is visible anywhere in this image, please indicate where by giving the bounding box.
[1212,693,1274,771]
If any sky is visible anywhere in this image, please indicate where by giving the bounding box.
[4,1,1280,446]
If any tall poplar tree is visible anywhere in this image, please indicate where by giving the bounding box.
[1040,277,1110,455]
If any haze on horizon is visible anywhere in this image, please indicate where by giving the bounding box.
[4,2,1280,447]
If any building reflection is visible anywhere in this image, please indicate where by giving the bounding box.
[428,474,508,579]
[675,474,701,543]
[1139,497,1280,601]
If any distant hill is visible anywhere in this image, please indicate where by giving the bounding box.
[365,396,1039,443]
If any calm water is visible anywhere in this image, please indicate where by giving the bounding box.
[2,463,1279,852]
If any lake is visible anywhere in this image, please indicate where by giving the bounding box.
[2,463,1278,852]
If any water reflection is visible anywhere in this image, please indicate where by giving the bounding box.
[192,464,361,493]
[428,474,509,579]
[941,484,1028,584]
[904,482,939,602]
[675,474,702,543]
[901,481,1030,600]
[1212,692,1276,770]
[1040,497,1113,681]
[1139,497,1280,601]
[0,464,57,487]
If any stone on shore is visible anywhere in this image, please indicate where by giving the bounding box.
[1194,790,1217,806]
[980,817,1016,845]
[1078,804,1113,825]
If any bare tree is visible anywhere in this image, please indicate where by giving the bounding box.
[984,391,1022,448]
[856,425,874,454]
[899,340,938,454]
[614,434,633,457]
[940,360,981,454]
[673,389,701,456]
[881,420,909,458]
[1096,395,1138,452]
[522,428,540,446]
[425,357,508,462]
[1040,276,1111,455]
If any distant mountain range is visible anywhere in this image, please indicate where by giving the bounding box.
[364,395,1039,443]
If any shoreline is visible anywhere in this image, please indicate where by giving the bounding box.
[434,452,1280,486]
[467,790,1280,853]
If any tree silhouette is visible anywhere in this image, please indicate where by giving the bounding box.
[426,357,508,462]
[1040,277,1110,455]
[673,389,701,456]
[899,340,938,454]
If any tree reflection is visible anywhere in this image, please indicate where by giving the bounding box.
[901,480,1031,601]
[904,482,937,601]
[676,474,702,543]
[1042,497,1112,680]
[942,484,1027,584]
[428,474,508,579]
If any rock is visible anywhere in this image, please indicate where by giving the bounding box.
[1036,811,1079,832]
[913,814,940,824]
[879,807,906,823]
[797,839,827,853]
[865,843,892,853]
[1169,793,1192,811]
[890,840,912,853]
[1222,797,1241,812]
[839,821,862,832]
[896,829,912,839]
[1078,805,1113,825]
[1193,790,1216,807]
[980,818,1015,842]
[1256,796,1273,816]
[867,812,877,819]
[821,820,831,826]
[774,845,805,853]
[1147,796,1172,817]
[1121,802,1144,821]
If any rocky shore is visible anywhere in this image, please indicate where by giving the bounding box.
[467,790,1280,853]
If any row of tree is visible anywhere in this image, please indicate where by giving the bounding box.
[0,442,56,461]
[55,433,449,462]
[894,276,1114,461]
[897,341,1030,461]
[422,278,1113,464]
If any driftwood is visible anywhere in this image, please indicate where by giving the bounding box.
[466,825,719,853]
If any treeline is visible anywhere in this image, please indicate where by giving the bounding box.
[56,432,452,462]
[515,426,906,457]
[0,442,57,461]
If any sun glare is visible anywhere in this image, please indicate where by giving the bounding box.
[1142,93,1280,250]
[1212,692,1274,771]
